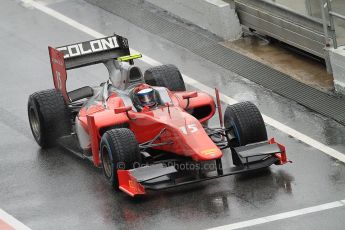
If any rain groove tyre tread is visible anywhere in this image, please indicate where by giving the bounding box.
[144,64,186,91]
[28,89,71,148]
[101,128,141,188]
[224,101,267,146]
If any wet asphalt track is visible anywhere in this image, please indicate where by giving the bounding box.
[1,0,345,229]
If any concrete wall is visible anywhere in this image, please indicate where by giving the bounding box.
[329,46,345,94]
[145,0,242,41]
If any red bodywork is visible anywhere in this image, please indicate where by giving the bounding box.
[49,48,221,165]
[117,170,146,196]
[82,90,219,167]
[49,47,69,102]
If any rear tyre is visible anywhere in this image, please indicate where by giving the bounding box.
[224,101,267,146]
[28,89,71,148]
[100,128,141,189]
[144,64,186,91]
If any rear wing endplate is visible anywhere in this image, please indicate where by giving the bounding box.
[48,34,131,102]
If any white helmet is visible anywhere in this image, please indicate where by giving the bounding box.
[137,88,156,107]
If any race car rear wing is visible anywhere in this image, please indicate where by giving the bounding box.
[48,34,131,101]
[55,34,130,70]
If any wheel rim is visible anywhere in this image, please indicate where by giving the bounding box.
[29,107,41,140]
[102,146,112,179]
[230,121,241,145]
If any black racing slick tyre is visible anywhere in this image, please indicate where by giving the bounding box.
[224,101,267,147]
[144,64,186,91]
[28,89,71,148]
[100,128,142,189]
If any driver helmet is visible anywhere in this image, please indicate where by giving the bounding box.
[137,88,156,107]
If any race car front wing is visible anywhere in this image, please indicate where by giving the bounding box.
[117,138,290,197]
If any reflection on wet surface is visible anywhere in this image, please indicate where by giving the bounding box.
[232,169,294,204]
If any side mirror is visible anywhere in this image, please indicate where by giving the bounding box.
[114,106,132,114]
[182,91,198,100]
[182,91,198,110]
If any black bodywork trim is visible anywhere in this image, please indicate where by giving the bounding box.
[140,157,278,191]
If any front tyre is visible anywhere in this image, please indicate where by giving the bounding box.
[28,89,71,148]
[224,101,267,146]
[100,128,141,189]
[224,101,267,166]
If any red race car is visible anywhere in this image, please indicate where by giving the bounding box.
[28,34,289,197]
